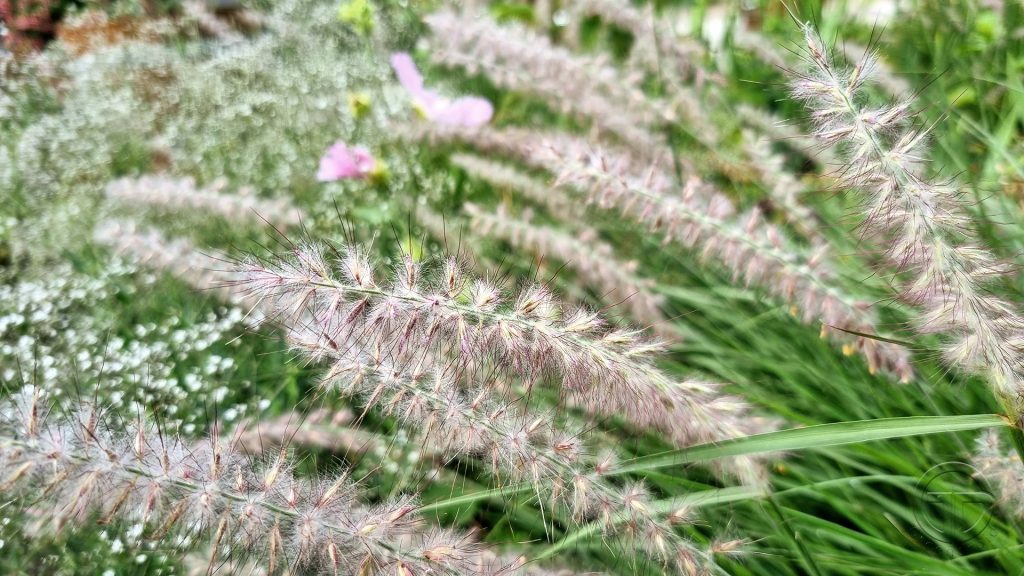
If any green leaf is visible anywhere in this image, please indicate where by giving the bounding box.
[614,414,1009,475]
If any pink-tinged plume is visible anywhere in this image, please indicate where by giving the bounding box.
[390,52,493,127]
[317,142,377,182]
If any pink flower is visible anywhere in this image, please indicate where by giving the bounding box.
[317,142,376,182]
[390,52,493,127]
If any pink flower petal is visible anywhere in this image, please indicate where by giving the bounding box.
[390,52,426,99]
[317,141,376,182]
[390,51,493,127]
[417,89,448,117]
[433,97,494,127]
[351,146,377,173]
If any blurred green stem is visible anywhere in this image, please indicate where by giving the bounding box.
[766,496,823,576]
[998,396,1024,464]
[1007,422,1024,465]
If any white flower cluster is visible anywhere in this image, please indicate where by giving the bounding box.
[0,260,247,421]
[13,45,169,194]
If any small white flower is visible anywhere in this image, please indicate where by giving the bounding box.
[213,386,228,403]
[126,523,144,541]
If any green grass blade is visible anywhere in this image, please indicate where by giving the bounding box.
[418,483,533,515]
[615,414,1009,474]
[767,495,823,576]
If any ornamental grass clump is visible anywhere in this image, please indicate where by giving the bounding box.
[405,121,912,381]
[17,1,1024,572]
[0,389,487,575]
[234,240,773,474]
[96,210,753,570]
[232,239,763,572]
[539,139,913,382]
[287,340,727,573]
[790,23,1024,417]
